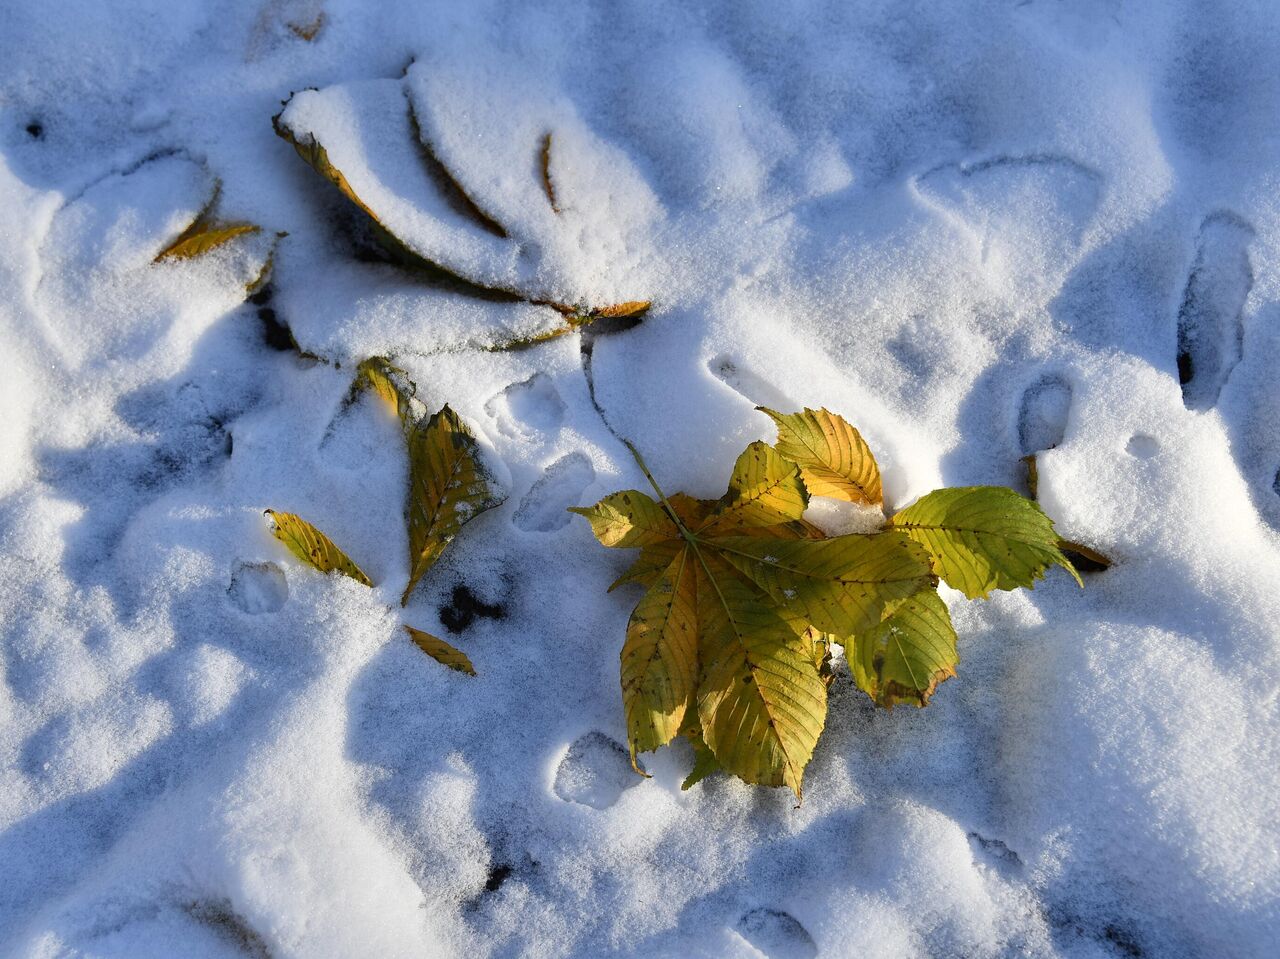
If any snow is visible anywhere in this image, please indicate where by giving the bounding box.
[2,0,1280,956]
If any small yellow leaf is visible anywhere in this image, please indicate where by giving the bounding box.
[760,406,883,506]
[265,509,372,586]
[403,405,505,605]
[592,301,651,319]
[569,490,677,548]
[155,222,261,261]
[540,132,559,213]
[701,442,808,534]
[404,625,476,675]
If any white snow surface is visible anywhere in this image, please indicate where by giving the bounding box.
[2,1,1280,956]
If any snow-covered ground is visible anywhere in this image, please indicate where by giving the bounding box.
[2,1,1279,956]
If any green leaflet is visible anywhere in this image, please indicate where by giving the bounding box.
[711,533,935,637]
[848,589,958,708]
[568,490,677,548]
[890,486,1081,599]
[701,442,808,534]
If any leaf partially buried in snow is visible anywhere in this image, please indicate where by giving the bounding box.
[890,486,1080,599]
[265,509,372,586]
[273,80,652,349]
[540,132,559,213]
[404,625,476,675]
[759,406,883,506]
[354,356,418,434]
[155,183,261,262]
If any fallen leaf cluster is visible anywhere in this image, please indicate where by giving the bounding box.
[265,358,505,675]
[573,408,1081,798]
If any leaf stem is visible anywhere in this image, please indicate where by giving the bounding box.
[621,439,694,541]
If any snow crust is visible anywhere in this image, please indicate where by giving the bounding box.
[2,0,1280,956]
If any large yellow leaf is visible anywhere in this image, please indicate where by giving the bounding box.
[848,589,957,708]
[621,547,699,759]
[759,406,883,506]
[265,510,372,586]
[404,625,476,676]
[693,552,826,799]
[711,532,935,637]
[571,414,1085,799]
[403,405,505,604]
[890,486,1081,599]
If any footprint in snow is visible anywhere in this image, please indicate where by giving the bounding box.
[1017,373,1073,456]
[914,154,1102,294]
[553,732,638,810]
[485,373,567,439]
[735,907,818,959]
[708,354,793,410]
[1175,212,1254,411]
[513,453,595,533]
[227,561,288,614]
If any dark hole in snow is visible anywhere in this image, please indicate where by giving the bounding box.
[258,308,296,352]
[1176,350,1194,385]
[26,121,43,139]
[439,584,505,633]
[484,864,512,892]
[1103,924,1144,958]
[248,284,273,306]
[1126,434,1159,459]
[186,898,273,959]
[967,831,1023,870]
